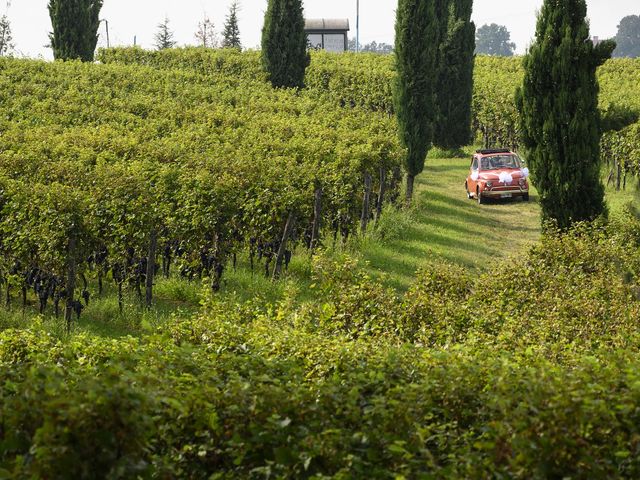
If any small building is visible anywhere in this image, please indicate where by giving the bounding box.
[305,19,350,53]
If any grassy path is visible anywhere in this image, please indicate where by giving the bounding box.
[358,153,541,290]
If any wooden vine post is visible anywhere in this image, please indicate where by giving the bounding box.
[360,172,372,234]
[375,168,386,226]
[310,186,322,252]
[145,228,157,308]
[65,234,77,333]
[272,211,296,280]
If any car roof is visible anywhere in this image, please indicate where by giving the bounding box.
[475,149,515,157]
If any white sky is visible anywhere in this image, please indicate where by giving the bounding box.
[6,0,639,59]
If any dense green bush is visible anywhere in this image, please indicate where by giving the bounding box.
[3,213,640,477]
[3,333,640,477]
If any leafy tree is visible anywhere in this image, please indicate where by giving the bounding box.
[434,0,475,150]
[261,0,309,89]
[0,13,13,57]
[222,1,241,49]
[475,23,515,56]
[613,15,640,58]
[394,0,447,203]
[516,0,616,229]
[154,17,176,50]
[195,15,217,48]
[48,0,103,61]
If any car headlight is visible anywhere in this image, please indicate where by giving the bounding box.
[486,181,493,188]
[519,178,526,186]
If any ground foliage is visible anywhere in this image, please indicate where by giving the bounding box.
[3,211,640,477]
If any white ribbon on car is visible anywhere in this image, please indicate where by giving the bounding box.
[520,167,530,178]
[498,172,513,184]
[471,172,479,181]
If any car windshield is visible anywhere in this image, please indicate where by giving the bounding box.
[480,155,522,170]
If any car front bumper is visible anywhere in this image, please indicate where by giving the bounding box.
[481,187,529,198]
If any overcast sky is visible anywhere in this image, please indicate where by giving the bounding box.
[6,0,639,59]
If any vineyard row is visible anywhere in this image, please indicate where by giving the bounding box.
[0,57,403,325]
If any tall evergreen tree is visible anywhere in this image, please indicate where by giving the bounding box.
[261,0,309,89]
[516,0,616,229]
[394,0,447,203]
[48,0,103,61]
[434,0,475,150]
[154,17,176,50]
[222,1,241,49]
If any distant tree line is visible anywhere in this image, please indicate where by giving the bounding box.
[474,14,640,58]
[348,38,394,54]
[156,1,242,51]
[43,0,242,59]
[10,0,636,62]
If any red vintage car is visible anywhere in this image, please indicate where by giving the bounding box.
[465,149,530,204]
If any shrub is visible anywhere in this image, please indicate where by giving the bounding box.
[2,217,640,477]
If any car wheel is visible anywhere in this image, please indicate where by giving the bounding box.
[523,193,530,202]
[477,188,484,205]
[465,182,472,199]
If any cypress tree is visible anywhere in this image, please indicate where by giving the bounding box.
[261,0,310,89]
[222,1,242,49]
[434,0,475,150]
[515,0,616,229]
[394,0,447,203]
[48,0,103,62]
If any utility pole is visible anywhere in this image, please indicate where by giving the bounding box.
[356,0,360,52]
[100,18,110,48]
